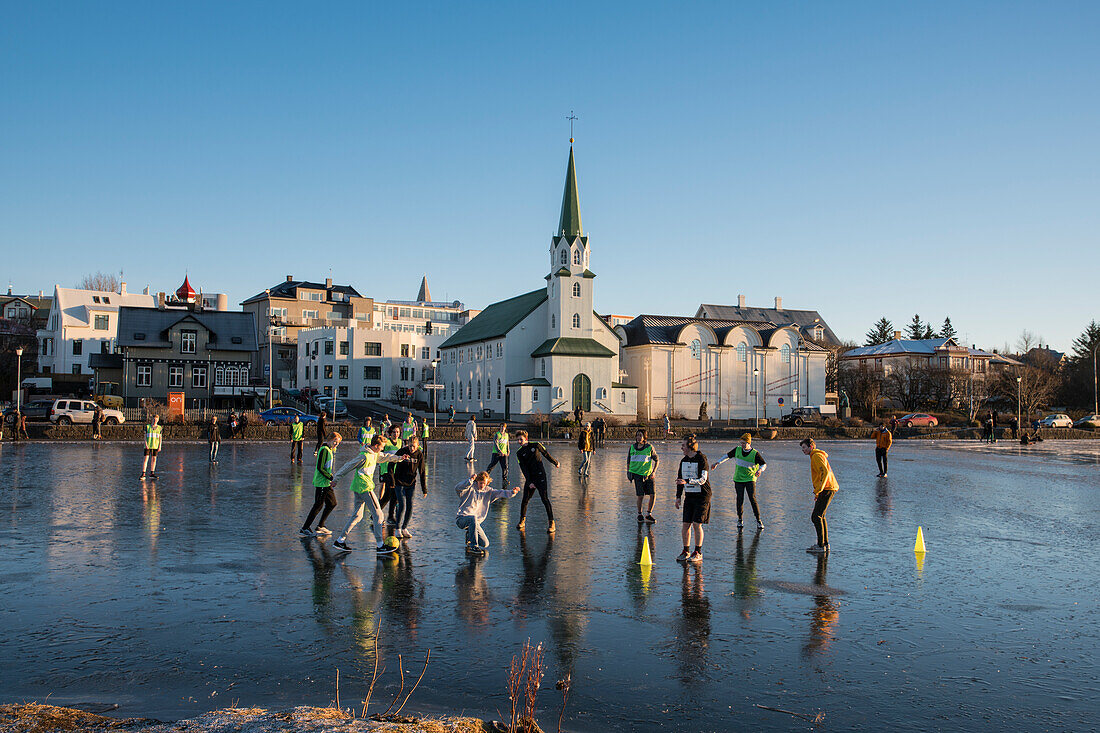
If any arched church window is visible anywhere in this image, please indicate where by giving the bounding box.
[781,344,791,364]
[477,381,481,399]
[572,282,581,297]
[560,249,568,265]
[573,249,581,265]
[690,339,701,359]
[737,342,748,362]
[554,386,563,399]
[572,313,580,329]
[551,314,556,329]
[496,379,501,399]
[467,383,472,399]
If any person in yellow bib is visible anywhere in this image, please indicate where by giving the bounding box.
[801,438,839,555]
[290,415,305,463]
[140,414,163,480]
[357,417,375,449]
[379,425,403,527]
[420,419,430,455]
[401,412,417,442]
[713,433,767,530]
[330,434,409,554]
[485,422,510,486]
[299,432,343,536]
[626,429,659,523]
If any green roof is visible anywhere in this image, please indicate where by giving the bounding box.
[531,337,616,358]
[553,267,571,276]
[440,289,547,349]
[612,382,637,389]
[557,146,582,238]
[506,377,552,387]
[582,269,596,278]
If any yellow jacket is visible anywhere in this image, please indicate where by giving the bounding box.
[810,449,839,495]
[875,428,892,450]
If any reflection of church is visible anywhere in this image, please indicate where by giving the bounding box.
[438,144,637,421]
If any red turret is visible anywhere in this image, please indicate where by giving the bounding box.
[176,276,197,303]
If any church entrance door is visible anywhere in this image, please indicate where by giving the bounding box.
[572,374,591,412]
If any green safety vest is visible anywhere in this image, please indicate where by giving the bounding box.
[379,438,401,474]
[313,445,335,487]
[421,423,429,438]
[494,431,509,455]
[628,443,655,477]
[290,422,303,441]
[732,447,761,482]
[402,421,416,439]
[144,424,162,450]
[349,450,381,494]
[358,426,375,445]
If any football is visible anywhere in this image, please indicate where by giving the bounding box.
[383,535,401,550]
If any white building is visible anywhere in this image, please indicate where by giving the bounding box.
[616,315,829,422]
[437,145,638,421]
[372,277,478,339]
[296,326,448,405]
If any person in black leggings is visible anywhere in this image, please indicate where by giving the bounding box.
[514,430,559,533]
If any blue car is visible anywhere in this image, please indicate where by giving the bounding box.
[259,407,318,425]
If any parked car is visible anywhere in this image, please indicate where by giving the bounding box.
[1038,413,1072,429]
[780,407,825,428]
[48,398,126,426]
[899,413,938,428]
[316,397,348,418]
[259,407,318,425]
[1072,414,1100,429]
[13,400,56,422]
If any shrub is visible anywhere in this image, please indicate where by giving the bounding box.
[844,416,865,427]
[823,417,842,428]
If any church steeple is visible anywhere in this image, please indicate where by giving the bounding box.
[557,146,582,238]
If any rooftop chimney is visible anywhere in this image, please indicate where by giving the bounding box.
[120,281,127,295]
[325,277,333,289]
[6,285,11,295]
[157,292,166,310]
[286,275,294,282]
[893,330,902,340]
[774,296,783,310]
[38,290,43,298]
[738,294,746,308]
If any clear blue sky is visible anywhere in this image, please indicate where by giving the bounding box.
[3,1,1098,351]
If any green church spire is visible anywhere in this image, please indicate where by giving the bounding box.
[557,145,582,238]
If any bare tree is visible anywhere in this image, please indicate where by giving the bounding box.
[996,365,1058,424]
[1015,330,1039,355]
[840,363,884,420]
[76,271,121,292]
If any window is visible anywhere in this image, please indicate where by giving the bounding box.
[137,365,152,387]
[94,315,109,330]
[92,296,100,303]
[573,249,581,265]
[497,379,501,399]
[551,315,556,329]
[596,387,606,399]
[339,365,348,379]
[560,249,568,265]
[457,381,462,401]
[533,389,539,400]
[364,341,382,356]
[193,367,207,388]
[737,342,748,362]
[477,381,482,399]
[540,359,546,377]
[400,366,410,381]
[339,341,349,355]
[181,330,197,354]
[299,291,323,301]
[72,364,81,375]
[496,342,502,358]
[313,365,318,379]
[690,339,701,359]
[814,326,825,341]
[366,386,381,398]
[364,366,381,380]
[324,365,333,379]
[303,309,319,319]
[401,344,410,358]
[476,345,482,360]
[572,313,580,329]
[102,297,110,304]
[620,392,626,403]
[324,341,334,355]
[781,344,791,364]
[72,339,83,356]
[338,386,348,397]
[268,306,288,318]
[468,383,472,399]
[399,307,411,318]
[572,282,581,297]
[168,366,183,388]
[554,386,563,399]
[421,346,431,360]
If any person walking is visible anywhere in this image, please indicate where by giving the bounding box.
[594,416,605,447]
[455,470,519,555]
[17,411,29,441]
[626,429,659,523]
[800,438,838,555]
[573,406,583,425]
[140,414,163,479]
[664,413,672,439]
[874,423,892,477]
[290,414,304,463]
[420,419,429,455]
[675,434,711,563]
[515,429,559,533]
[357,417,375,448]
[299,431,343,536]
[464,415,478,461]
[393,434,427,538]
[401,412,417,442]
[989,410,998,444]
[1009,415,1019,440]
[577,422,595,477]
[448,405,455,423]
[330,434,407,553]
[315,410,329,455]
[91,405,102,440]
[713,433,766,529]
[207,414,220,463]
[485,422,510,486]
[378,425,403,526]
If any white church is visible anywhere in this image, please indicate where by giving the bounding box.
[438,145,637,421]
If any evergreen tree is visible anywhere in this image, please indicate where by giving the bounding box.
[1061,320,1100,408]
[940,316,957,340]
[922,324,936,339]
[864,317,894,346]
[905,314,925,340]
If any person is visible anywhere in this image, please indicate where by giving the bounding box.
[573,406,583,425]
[140,414,163,479]
[989,410,998,444]
[594,416,606,447]
[577,422,594,477]
[315,410,328,455]
[626,429,659,523]
[874,423,892,477]
[448,405,456,423]
[515,429,559,532]
[675,434,711,563]
[714,433,766,529]
[664,413,672,438]
[800,438,838,555]
[889,415,899,432]
[1009,415,1019,440]
[392,434,427,538]
[380,414,392,434]
[420,418,429,454]
[207,414,220,463]
[290,414,305,463]
[91,405,102,440]
[330,434,407,553]
[299,432,343,537]
[455,470,519,554]
[485,422,510,486]
[378,425,403,525]
[16,411,29,441]
[464,415,477,461]
[228,409,239,438]
[984,416,994,443]
[358,417,375,448]
[401,412,417,442]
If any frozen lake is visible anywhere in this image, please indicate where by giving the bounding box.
[1,438,1097,731]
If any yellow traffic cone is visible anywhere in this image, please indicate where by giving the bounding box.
[639,536,654,566]
[914,526,926,554]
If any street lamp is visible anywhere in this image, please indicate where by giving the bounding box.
[753,367,760,427]
[15,346,24,416]
[430,358,440,428]
[1093,343,1099,416]
[1016,375,1022,431]
[266,289,273,410]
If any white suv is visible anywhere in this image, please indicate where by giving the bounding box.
[1037,413,1072,429]
[49,399,126,426]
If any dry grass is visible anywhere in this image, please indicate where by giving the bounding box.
[0,703,141,732]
